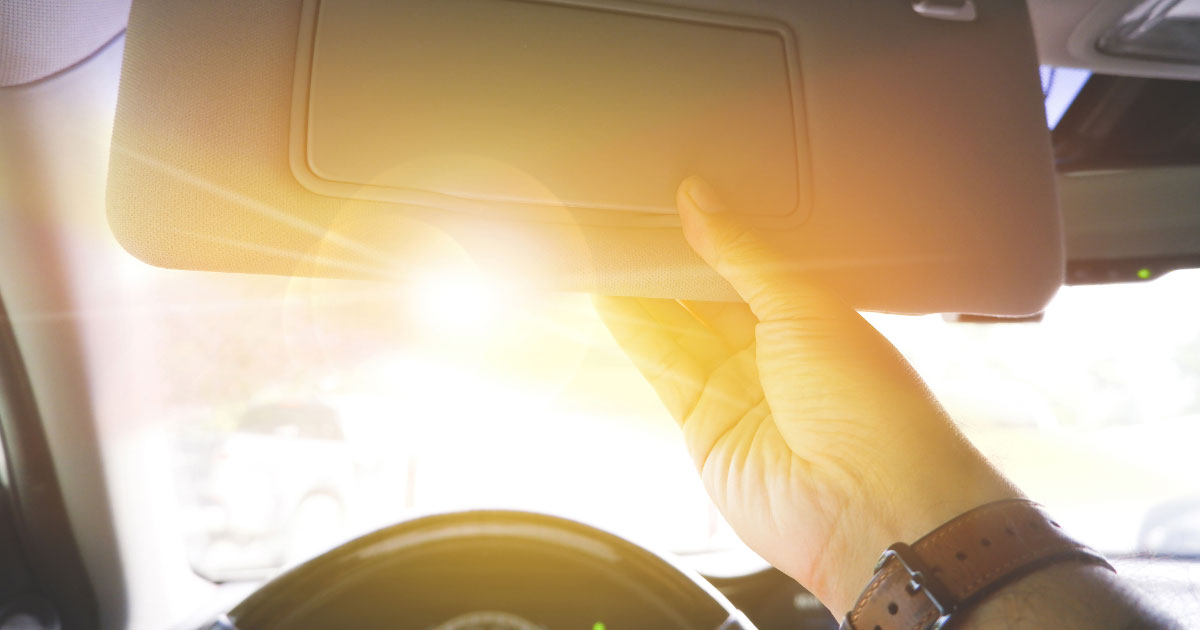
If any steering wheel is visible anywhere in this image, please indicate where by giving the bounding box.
[216,510,756,630]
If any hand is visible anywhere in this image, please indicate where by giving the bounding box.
[595,177,1020,617]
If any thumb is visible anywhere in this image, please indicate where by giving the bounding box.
[677,176,847,323]
[679,175,952,447]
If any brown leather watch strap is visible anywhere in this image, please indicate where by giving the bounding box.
[842,499,1113,630]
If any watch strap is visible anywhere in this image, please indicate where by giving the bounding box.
[842,499,1113,630]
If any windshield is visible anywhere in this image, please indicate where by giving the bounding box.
[141,257,1200,580]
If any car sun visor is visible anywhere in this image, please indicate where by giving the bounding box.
[107,0,1062,315]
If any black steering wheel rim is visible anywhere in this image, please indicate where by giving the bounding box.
[223,509,755,630]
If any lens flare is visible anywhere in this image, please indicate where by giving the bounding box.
[409,271,504,335]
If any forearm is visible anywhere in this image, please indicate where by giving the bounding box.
[960,562,1181,630]
[609,178,1186,630]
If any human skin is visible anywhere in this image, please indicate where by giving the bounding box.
[595,177,1179,628]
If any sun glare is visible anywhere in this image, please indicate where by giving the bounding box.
[409,272,505,335]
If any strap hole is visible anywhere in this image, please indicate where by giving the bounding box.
[955,551,968,561]
[875,626,883,630]
[1005,526,1016,536]
[981,537,991,547]
[888,602,899,615]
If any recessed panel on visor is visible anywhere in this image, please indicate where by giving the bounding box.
[294,0,808,221]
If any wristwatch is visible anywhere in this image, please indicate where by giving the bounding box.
[841,499,1114,630]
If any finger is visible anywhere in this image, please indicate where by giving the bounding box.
[593,296,723,421]
[633,298,730,370]
[677,340,765,471]
[680,300,757,352]
[675,178,933,450]
[676,177,854,324]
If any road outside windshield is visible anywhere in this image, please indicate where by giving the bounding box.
[144,263,1200,580]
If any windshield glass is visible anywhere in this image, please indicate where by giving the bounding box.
[141,258,1200,580]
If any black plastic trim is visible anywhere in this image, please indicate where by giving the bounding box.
[0,295,98,629]
[1054,73,1200,173]
[1065,255,1200,285]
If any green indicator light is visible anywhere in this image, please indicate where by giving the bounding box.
[1137,268,1152,280]
[592,623,606,630]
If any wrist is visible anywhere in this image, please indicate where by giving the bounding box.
[806,441,1022,617]
[835,499,1115,630]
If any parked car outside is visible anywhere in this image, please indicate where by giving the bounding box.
[177,401,356,577]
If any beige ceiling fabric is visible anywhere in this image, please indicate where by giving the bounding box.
[0,0,131,87]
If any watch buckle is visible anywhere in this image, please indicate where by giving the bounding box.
[873,543,957,630]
